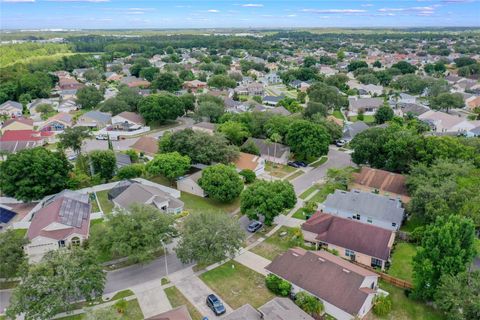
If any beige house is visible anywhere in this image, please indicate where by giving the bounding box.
[177,170,205,197]
[1,118,34,134]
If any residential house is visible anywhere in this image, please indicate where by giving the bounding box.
[347,81,383,96]
[120,76,150,88]
[235,82,264,96]
[466,95,480,111]
[224,298,314,320]
[72,68,90,78]
[130,136,159,157]
[76,111,112,129]
[322,189,405,231]
[262,72,282,85]
[262,95,283,106]
[319,65,338,76]
[267,106,291,116]
[25,190,91,262]
[0,100,23,117]
[302,213,395,270]
[183,80,207,92]
[28,98,59,115]
[398,93,417,104]
[112,111,145,127]
[244,138,290,165]
[397,103,429,117]
[104,72,123,82]
[343,121,369,141]
[115,153,132,169]
[192,122,216,135]
[418,110,479,133]
[146,306,192,320]
[109,180,184,214]
[177,170,206,197]
[352,167,410,203]
[233,152,265,176]
[348,97,383,116]
[1,118,34,134]
[266,248,379,320]
[0,130,54,153]
[224,98,248,113]
[57,99,78,113]
[40,112,73,132]
[57,76,83,91]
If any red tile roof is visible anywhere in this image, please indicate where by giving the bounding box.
[0,130,53,142]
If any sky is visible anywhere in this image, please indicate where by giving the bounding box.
[1,0,479,30]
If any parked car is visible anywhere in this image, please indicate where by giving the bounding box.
[335,139,346,147]
[206,294,226,315]
[67,154,77,161]
[287,161,300,168]
[247,220,263,233]
[294,161,307,167]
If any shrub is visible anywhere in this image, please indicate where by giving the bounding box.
[265,274,292,296]
[239,169,256,184]
[117,164,144,180]
[114,299,127,314]
[295,291,324,316]
[373,294,392,316]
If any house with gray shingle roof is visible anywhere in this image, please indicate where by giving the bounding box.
[348,97,383,116]
[343,121,369,141]
[0,100,23,117]
[76,110,112,129]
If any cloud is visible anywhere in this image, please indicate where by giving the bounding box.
[301,9,367,14]
[207,9,220,13]
[378,6,435,12]
[2,0,35,2]
[241,3,263,7]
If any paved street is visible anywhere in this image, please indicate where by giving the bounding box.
[104,252,193,294]
[292,147,352,195]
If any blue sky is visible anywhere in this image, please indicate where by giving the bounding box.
[1,0,479,29]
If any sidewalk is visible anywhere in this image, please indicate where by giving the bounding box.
[234,250,271,276]
[131,282,171,319]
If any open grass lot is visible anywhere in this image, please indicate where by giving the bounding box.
[286,170,303,181]
[250,226,302,261]
[200,261,275,309]
[310,156,328,168]
[387,243,417,282]
[89,193,100,213]
[367,281,444,320]
[180,192,240,214]
[57,299,144,320]
[265,162,297,178]
[164,286,203,320]
[332,109,344,120]
[95,190,114,214]
[13,228,27,238]
[349,115,375,123]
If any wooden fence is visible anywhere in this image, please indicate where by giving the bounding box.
[351,261,413,289]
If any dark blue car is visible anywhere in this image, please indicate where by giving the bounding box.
[206,294,226,315]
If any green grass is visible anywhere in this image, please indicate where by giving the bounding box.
[373,281,444,320]
[200,261,275,309]
[180,192,240,214]
[400,215,426,233]
[147,175,171,186]
[387,243,417,283]
[164,286,203,320]
[96,190,114,214]
[309,183,340,203]
[265,162,296,178]
[292,206,312,220]
[349,115,375,123]
[332,109,344,120]
[250,226,303,261]
[13,228,27,238]
[161,277,170,285]
[57,299,143,320]
[286,170,303,181]
[89,193,100,213]
[0,280,20,289]
[310,156,328,168]
[111,290,135,301]
[299,184,321,200]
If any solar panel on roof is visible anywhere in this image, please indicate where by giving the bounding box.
[0,207,16,223]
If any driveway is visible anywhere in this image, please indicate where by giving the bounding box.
[0,290,12,315]
[292,147,352,195]
[104,252,193,294]
[132,283,171,319]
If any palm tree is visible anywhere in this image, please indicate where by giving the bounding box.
[270,133,282,164]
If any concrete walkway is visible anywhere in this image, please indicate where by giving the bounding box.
[132,283,171,319]
[234,250,271,276]
[176,274,233,318]
[274,214,305,228]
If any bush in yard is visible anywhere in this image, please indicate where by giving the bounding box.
[265,274,292,296]
[373,294,392,316]
[239,169,256,184]
[115,299,127,314]
[116,164,144,180]
[295,291,324,317]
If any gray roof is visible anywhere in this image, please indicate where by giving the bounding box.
[115,153,132,168]
[323,189,404,226]
[82,111,112,123]
[223,304,261,320]
[108,180,134,200]
[113,182,184,211]
[349,97,383,110]
[267,106,291,116]
[259,298,315,320]
[343,121,369,140]
[262,95,283,103]
[0,100,22,111]
[0,140,38,153]
[247,138,290,158]
[399,103,429,116]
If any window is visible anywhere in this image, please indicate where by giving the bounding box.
[392,222,397,227]
[58,240,65,248]
[371,257,383,267]
[71,237,81,246]
[352,214,360,220]
[367,217,373,223]
[345,249,355,257]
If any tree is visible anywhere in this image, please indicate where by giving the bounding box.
[0,230,28,280]
[138,93,185,124]
[217,121,251,145]
[307,82,347,110]
[175,212,245,265]
[139,67,159,81]
[207,74,237,89]
[434,271,480,320]
[58,127,91,155]
[392,61,417,74]
[117,163,144,180]
[35,103,55,120]
[286,120,330,162]
[373,294,392,316]
[454,56,476,68]
[198,164,243,202]
[116,86,142,111]
[0,148,71,201]
[146,152,191,182]
[240,139,260,155]
[152,72,182,92]
[76,86,103,109]
[265,274,292,296]
[373,60,382,68]
[129,58,150,77]
[304,101,328,118]
[196,101,225,123]
[429,92,464,113]
[374,105,394,124]
[239,169,256,184]
[84,69,102,82]
[412,215,476,301]
[7,249,105,320]
[241,180,296,225]
[347,60,368,72]
[179,93,195,113]
[100,97,132,115]
[89,150,116,181]
[311,114,343,142]
[90,204,176,263]
[295,291,324,317]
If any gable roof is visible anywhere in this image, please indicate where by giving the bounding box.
[302,213,393,260]
[81,111,112,123]
[234,152,262,171]
[115,111,145,125]
[266,248,377,316]
[131,136,158,155]
[112,182,184,211]
[267,106,291,116]
[349,97,383,110]
[146,305,192,320]
[324,189,404,226]
[45,112,73,125]
[353,167,409,197]
[343,121,369,140]
[259,298,315,320]
[418,110,465,130]
[0,100,23,111]
[27,190,90,241]
[1,118,34,129]
[0,130,53,142]
[247,138,290,158]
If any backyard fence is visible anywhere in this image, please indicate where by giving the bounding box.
[351,261,413,289]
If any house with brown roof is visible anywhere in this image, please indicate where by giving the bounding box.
[266,248,379,320]
[131,136,159,157]
[1,118,34,134]
[302,213,395,270]
[146,305,192,320]
[25,190,91,262]
[233,152,265,176]
[352,167,410,203]
[120,76,151,88]
[183,80,207,92]
[112,111,146,127]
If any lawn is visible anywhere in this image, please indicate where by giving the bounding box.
[286,170,302,181]
[369,281,444,320]
[309,183,340,204]
[57,299,144,320]
[95,190,114,214]
[332,109,344,120]
[147,174,171,187]
[89,193,100,213]
[299,184,321,200]
[310,156,328,168]
[110,290,135,301]
[200,261,275,309]
[180,192,240,214]
[387,243,417,283]
[400,215,426,233]
[292,206,312,220]
[250,226,303,261]
[164,286,203,320]
[349,115,375,123]
[265,162,297,178]
[13,228,27,237]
